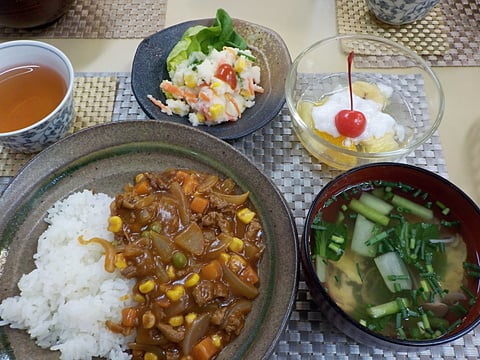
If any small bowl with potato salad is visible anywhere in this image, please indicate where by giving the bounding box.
[132,9,291,140]
[285,34,444,170]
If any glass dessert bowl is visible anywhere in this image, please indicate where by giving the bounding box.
[285,34,444,170]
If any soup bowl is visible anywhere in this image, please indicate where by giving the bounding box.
[300,162,480,350]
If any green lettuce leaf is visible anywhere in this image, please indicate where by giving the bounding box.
[166,8,247,73]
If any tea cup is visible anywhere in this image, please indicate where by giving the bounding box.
[365,0,441,25]
[0,40,75,153]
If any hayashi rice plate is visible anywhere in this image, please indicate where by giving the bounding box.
[0,169,266,360]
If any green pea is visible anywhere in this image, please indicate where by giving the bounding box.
[172,251,187,269]
[149,221,163,233]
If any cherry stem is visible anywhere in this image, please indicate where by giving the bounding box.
[347,51,355,111]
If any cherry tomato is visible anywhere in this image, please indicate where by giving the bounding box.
[215,63,237,89]
[334,109,367,138]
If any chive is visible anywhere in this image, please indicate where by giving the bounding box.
[395,312,402,329]
[331,235,345,244]
[460,285,476,305]
[413,189,422,198]
[392,194,434,220]
[467,270,480,278]
[435,200,451,215]
[328,242,344,255]
[388,274,410,281]
[365,228,394,246]
[464,262,480,272]
[348,198,390,226]
[394,282,402,293]
[356,262,364,283]
[441,220,460,227]
[451,301,468,316]
[419,307,432,332]
[367,298,409,319]
[341,204,348,211]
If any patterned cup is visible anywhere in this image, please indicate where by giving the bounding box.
[365,0,441,25]
[0,40,75,153]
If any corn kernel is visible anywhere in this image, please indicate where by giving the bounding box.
[184,312,198,325]
[234,57,246,73]
[167,265,176,280]
[114,253,127,270]
[134,294,145,303]
[139,279,155,294]
[142,310,156,329]
[184,73,197,88]
[144,352,158,360]
[229,237,244,253]
[184,273,200,288]
[166,285,185,301]
[135,173,146,183]
[240,88,251,98]
[229,254,247,273]
[168,315,184,327]
[237,208,256,224]
[211,81,222,90]
[218,252,230,264]
[209,103,224,120]
[108,216,123,233]
[211,334,222,348]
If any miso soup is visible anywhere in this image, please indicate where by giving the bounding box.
[311,180,479,340]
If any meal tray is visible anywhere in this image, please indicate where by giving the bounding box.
[1,73,478,359]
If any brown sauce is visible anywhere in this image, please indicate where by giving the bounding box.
[106,169,265,360]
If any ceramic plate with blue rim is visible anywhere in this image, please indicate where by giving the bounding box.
[0,120,299,359]
[131,18,291,140]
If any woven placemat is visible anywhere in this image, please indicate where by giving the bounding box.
[2,73,479,359]
[337,0,480,67]
[107,73,479,358]
[0,76,117,178]
[0,0,167,39]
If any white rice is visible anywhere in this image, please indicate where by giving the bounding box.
[0,190,135,360]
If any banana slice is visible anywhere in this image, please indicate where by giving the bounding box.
[361,132,400,153]
[352,81,386,105]
[296,101,315,127]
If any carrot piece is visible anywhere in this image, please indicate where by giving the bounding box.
[174,170,189,182]
[190,196,209,214]
[121,307,138,327]
[190,336,220,360]
[200,259,222,281]
[134,179,150,195]
[239,264,259,285]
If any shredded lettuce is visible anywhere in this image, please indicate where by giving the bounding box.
[166,8,248,74]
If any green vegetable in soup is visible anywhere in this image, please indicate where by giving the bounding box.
[310,180,476,341]
[166,8,248,74]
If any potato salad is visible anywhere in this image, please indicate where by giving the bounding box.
[148,9,263,126]
[149,47,263,126]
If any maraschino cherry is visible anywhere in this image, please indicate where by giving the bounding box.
[334,51,366,138]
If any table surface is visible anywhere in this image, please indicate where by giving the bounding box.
[1,0,480,358]
[33,0,479,203]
